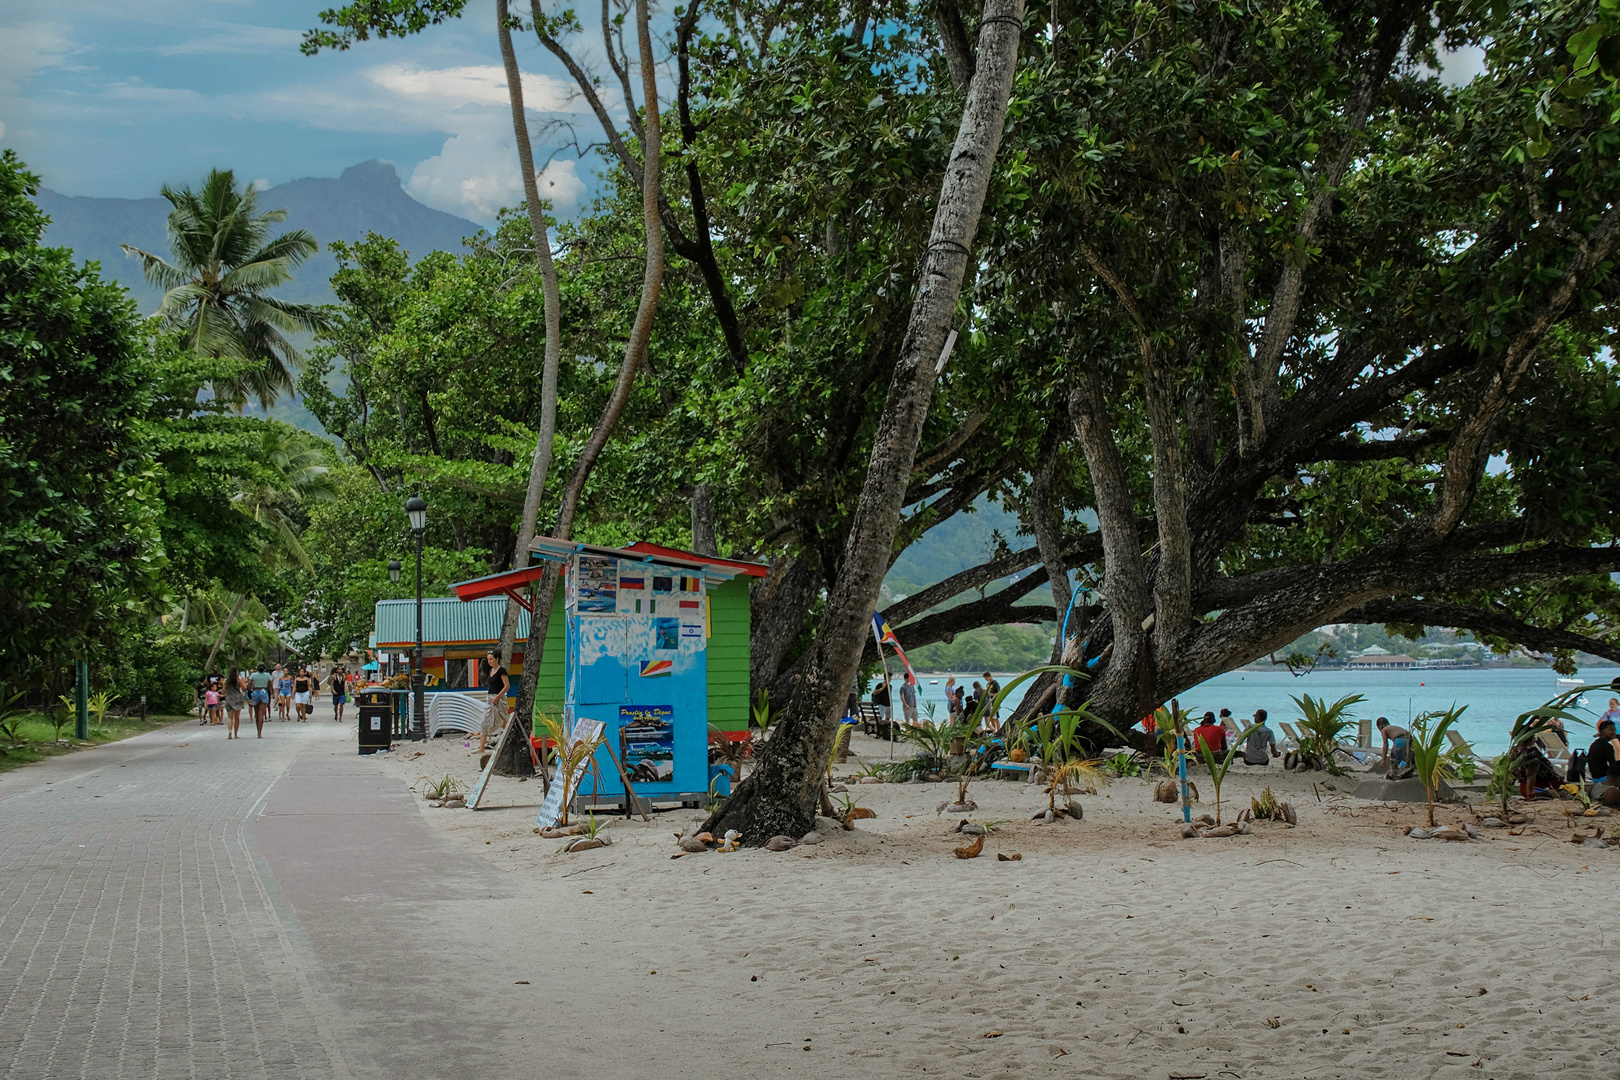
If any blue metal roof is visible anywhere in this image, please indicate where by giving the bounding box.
[373,597,528,648]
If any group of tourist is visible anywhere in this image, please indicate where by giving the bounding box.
[1185,708,1414,772]
[197,662,361,739]
[866,671,1006,733]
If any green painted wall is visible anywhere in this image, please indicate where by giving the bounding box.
[706,576,752,730]
[516,587,567,721]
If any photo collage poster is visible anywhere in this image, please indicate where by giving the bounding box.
[574,555,618,613]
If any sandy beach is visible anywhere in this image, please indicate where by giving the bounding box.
[369,729,1615,1080]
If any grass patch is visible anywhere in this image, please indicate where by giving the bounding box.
[0,714,190,777]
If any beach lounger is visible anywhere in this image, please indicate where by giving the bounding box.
[1279,722,1303,748]
[1536,730,1570,765]
[1445,729,1494,765]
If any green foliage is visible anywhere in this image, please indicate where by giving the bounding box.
[1104,752,1140,779]
[0,151,167,685]
[907,624,1058,674]
[1410,708,1465,828]
[1289,694,1367,775]
[1195,725,1261,825]
[120,169,326,407]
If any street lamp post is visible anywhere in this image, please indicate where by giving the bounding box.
[405,498,428,741]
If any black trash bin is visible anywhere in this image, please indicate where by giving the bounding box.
[357,689,393,754]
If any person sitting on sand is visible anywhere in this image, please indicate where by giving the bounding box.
[1193,711,1226,754]
[1376,718,1414,775]
[1505,729,1563,798]
[1587,718,1619,793]
[1241,709,1279,765]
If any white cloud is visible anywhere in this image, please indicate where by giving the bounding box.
[0,21,76,95]
[370,64,580,112]
[251,177,270,191]
[157,23,304,57]
[407,126,589,221]
[104,78,209,109]
[537,158,585,205]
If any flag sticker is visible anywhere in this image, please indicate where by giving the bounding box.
[620,574,646,590]
[639,660,673,678]
[678,599,700,609]
[678,575,702,592]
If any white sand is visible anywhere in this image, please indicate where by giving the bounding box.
[375,729,1615,1079]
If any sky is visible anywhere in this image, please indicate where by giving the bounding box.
[0,1,1489,228]
[0,0,621,225]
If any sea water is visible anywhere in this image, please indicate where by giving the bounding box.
[906,666,1620,754]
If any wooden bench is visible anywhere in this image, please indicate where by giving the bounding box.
[855,702,891,738]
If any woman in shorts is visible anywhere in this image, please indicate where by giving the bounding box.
[248,664,273,737]
[293,667,313,721]
[329,666,348,723]
[277,667,294,721]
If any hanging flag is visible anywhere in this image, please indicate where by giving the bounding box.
[872,612,916,686]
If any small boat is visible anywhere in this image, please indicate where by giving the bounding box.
[929,679,938,684]
[1557,676,1589,707]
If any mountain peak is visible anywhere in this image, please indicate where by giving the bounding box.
[338,160,401,189]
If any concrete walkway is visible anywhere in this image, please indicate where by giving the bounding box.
[0,719,720,1080]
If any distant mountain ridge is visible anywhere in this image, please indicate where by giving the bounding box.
[34,160,483,312]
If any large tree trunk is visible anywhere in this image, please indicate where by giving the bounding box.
[495,0,565,669]
[706,0,1024,843]
[513,0,665,728]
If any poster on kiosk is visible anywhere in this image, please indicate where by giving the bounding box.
[566,553,709,802]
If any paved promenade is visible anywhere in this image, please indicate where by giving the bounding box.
[0,719,712,1080]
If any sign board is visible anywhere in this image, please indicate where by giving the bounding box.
[620,705,674,784]
[534,717,606,829]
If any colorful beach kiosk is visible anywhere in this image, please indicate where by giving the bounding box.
[451,539,766,809]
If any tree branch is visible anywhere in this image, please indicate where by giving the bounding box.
[1247,0,1421,439]
[913,410,986,476]
[1343,599,1620,666]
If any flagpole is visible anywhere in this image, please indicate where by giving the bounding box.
[871,616,894,759]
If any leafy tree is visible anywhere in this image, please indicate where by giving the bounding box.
[121,169,326,407]
[0,151,166,685]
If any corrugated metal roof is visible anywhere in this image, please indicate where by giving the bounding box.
[373,597,528,648]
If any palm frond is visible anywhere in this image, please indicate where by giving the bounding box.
[120,245,194,291]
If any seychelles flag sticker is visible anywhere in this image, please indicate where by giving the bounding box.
[639,660,673,678]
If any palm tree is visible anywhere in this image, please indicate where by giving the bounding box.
[201,426,338,672]
[122,169,327,407]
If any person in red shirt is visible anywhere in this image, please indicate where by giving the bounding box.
[1193,711,1227,754]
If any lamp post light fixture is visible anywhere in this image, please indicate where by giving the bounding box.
[405,497,428,742]
[388,558,401,584]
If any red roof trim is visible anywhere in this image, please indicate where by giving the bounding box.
[451,562,551,601]
[623,541,768,578]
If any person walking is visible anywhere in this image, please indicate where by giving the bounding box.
[277,665,295,721]
[293,667,313,721]
[248,663,273,738]
[479,651,510,754]
[330,665,348,724]
[201,676,222,725]
[223,671,247,739]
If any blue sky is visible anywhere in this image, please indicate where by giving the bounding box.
[0,0,618,224]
